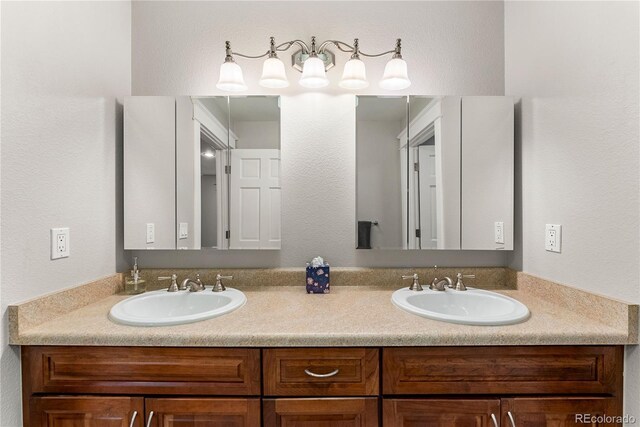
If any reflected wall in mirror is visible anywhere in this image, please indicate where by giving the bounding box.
[228,96,281,250]
[356,96,407,250]
[355,95,514,251]
[124,96,177,250]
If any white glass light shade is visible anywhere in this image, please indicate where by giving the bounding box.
[379,57,411,90]
[216,61,247,92]
[339,58,369,90]
[299,56,329,88]
[259,57,289,88]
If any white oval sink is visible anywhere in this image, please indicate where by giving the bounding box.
[109,288,246,327]
[392,287,530,326]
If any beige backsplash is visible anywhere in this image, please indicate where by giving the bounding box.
[137,267,514,291]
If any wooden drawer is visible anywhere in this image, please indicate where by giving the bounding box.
[383,399,501,427]
[263,348,379,396]
[263,398,379,427]
[383,346,623,395]
[23,346,261,395]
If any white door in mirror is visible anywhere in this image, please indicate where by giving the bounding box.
[391,287,530,326]
[109,288,246,326]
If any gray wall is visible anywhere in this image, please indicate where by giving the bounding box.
[0,2,131,424]
[357,120,403,249]
[234,121,279,150]
[504,0,639,417]
[201,175,218,247]
[129,0,508,268]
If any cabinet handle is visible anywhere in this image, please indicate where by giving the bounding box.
[490,413,498,427]
[145,411,154,427]
[507,411,516,427]
[304,368,340,378]
[129,411,137,427]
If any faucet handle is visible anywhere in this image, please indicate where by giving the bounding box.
[402,274,423,292]
[454,273,475,291]
[158,274,179,292]
[213,274,232,292]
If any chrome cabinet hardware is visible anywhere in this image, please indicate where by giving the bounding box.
[158,274,179,292]
[129,411,138,427]
[507,411,516,427]
[145,411,154,427]
[491,413,499,427]
[402,273,423,291]
[304,368,340,378]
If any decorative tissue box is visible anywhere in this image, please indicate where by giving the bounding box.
[306,264,330,294]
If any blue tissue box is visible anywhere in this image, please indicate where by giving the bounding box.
[306,264,330,294]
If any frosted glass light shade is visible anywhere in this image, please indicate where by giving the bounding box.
[379,57,411,90]
[216,61,247,92]
[299,56,329,88]
[259,57,289,88]
[339,58,369,90]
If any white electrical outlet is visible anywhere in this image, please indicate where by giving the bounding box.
[146,223,155,244]
[51,228,70,260]
[545,224,562,253]
[494,222,504,244]
[179,222,189,239]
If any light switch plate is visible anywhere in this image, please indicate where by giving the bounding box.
[545,224,562,253]
[494,222,504,244]
[146,223,155,244]
[179,222,188,239]
[51,227,70,259]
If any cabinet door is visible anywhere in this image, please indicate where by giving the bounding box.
[30,396,143,427]
[263,398,378,427]
[145,398,260,427]
[502,397,622,427]
[383,399,500,427]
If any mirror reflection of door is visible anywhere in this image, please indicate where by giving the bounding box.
[407,96,462,250]
[228,96,281,250]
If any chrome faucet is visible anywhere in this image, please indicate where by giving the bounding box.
[181,273,205,292]
[402,273,423,291]
[430,276,453,291]
[212,274,233,292]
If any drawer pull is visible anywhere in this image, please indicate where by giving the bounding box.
[507,411,516,427]
[129,411,138,427]
[304,368,340,378]
[491,413,498,427]
[145,411,154,427]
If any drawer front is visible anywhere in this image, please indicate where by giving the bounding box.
[383,399,501,427]
[263,398,379,427]
[263,348,379,396]
[383,346,622,395]
[24,346,261,395]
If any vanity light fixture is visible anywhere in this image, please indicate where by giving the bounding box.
[215,36,410,91]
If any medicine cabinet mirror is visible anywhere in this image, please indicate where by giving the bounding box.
[124,95,281,250]
[355,95,514,250]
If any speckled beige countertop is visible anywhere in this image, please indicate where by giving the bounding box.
[9,270,638,346]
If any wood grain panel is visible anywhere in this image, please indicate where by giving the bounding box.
[146,398,260,427]
[30,396,143,427]
[263,398,378,427]
[383,399,501,427]
[263,348,379,396]
[502,397,622,427]
[383,346,623,395]
[24,346,260,395]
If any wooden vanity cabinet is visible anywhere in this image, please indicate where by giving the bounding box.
[22,345,625,427]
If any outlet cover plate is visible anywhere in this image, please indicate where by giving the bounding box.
[51,227,70,259]
[545,224,562,253]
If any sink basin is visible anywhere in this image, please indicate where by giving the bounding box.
[391,287,530,326]
[109,288,246,326]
